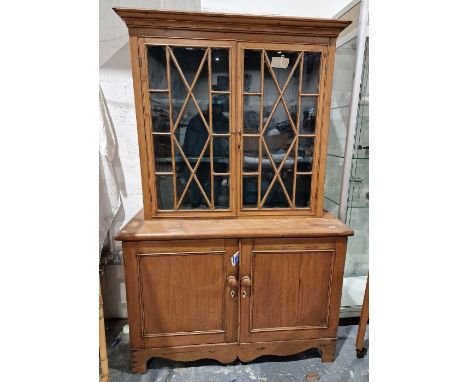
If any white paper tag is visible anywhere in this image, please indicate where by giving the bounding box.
[231,251,239,266]
[271,55,289,69]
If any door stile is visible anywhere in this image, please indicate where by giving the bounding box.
[239,239,254,343]
[224,239,240,343]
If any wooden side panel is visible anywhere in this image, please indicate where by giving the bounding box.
[251,250,333,329]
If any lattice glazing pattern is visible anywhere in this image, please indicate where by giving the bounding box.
[242,49,321,209]
[147,45,231,211]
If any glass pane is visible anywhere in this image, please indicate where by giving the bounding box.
[170,59,188,126]
[260,147,274,200]
[296,175,311,207]
[243,50,261,92]
[243,176,258,208]
[192,61,209,111]
[211,48,229,91]
[243,137,259,173]
[243,96,261,134]
[195,144,211,201]
[263,102,295,166]
[175,146,209,210]
[156,175,173,209]
[147,45,167,89]
[297,137,314,172]
[212,94,230,133]
[300,96,318,134]
[214,176,230,209]
[280,167,294,200]
[266,50,299,89]
[150,92,170,133]
[153,135,172,172]
[175,98,209,159]
[264,181,289,208]
[172,47,206,85]
[282,66,300,125]
[213,137,229,173]
[302,52,321,94]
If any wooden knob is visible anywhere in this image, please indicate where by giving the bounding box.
[227,276,237,287]
[241,276,251,287]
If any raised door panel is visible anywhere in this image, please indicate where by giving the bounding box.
[251,250,333,329]
[240,238,346,343]
[123,239,238,348]
[139,253,224,335]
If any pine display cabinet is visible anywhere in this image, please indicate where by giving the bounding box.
[114,8,353,373]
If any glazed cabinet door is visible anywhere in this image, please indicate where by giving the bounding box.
[136,38,237,218]
[238,43,331,217]
[123,239,239,348]
[239,238,346,343]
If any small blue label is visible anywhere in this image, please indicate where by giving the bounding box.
[231,251,239,266]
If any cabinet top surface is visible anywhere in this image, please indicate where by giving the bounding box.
[115,210,353,241]
[114,7,351,37]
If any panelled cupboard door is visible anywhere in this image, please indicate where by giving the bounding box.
[239,238,347,343]
[137,38,237,218]
[123,239,239,348]
[238,42,331,217]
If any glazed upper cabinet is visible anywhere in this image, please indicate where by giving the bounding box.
[139,39,236,216]
[118,8,348,219]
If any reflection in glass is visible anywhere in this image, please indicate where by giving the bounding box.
[302,52,321,94]
[214,176,230,209]
[175,145,209,210]
[153,135,172,172]
[172,47,206,85]
[213,137,229,173]
[156,175,173,209]
[296,175,311,207]
[211,49,229,91]
[263,102,294,166]
[243,137,259,173]
[264,181,289,208]
[147,45,167,89]
[150,93,170,133]
[243,176,258,208]
[243,96,261,133]
[212,95,230,133]
[297,137,314,172]
[300,96,318,134]
[195,145,211,200]
[243,50,261,92]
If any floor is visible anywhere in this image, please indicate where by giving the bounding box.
[105,320,369,382]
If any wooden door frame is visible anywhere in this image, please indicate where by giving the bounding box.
[236,42,333,217]
[135,37,239,218]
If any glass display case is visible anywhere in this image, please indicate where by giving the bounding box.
[325,36,369,315]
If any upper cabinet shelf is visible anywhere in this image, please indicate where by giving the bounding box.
[114,8,350,219]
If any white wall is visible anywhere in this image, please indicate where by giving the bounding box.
[201,0,352,18]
